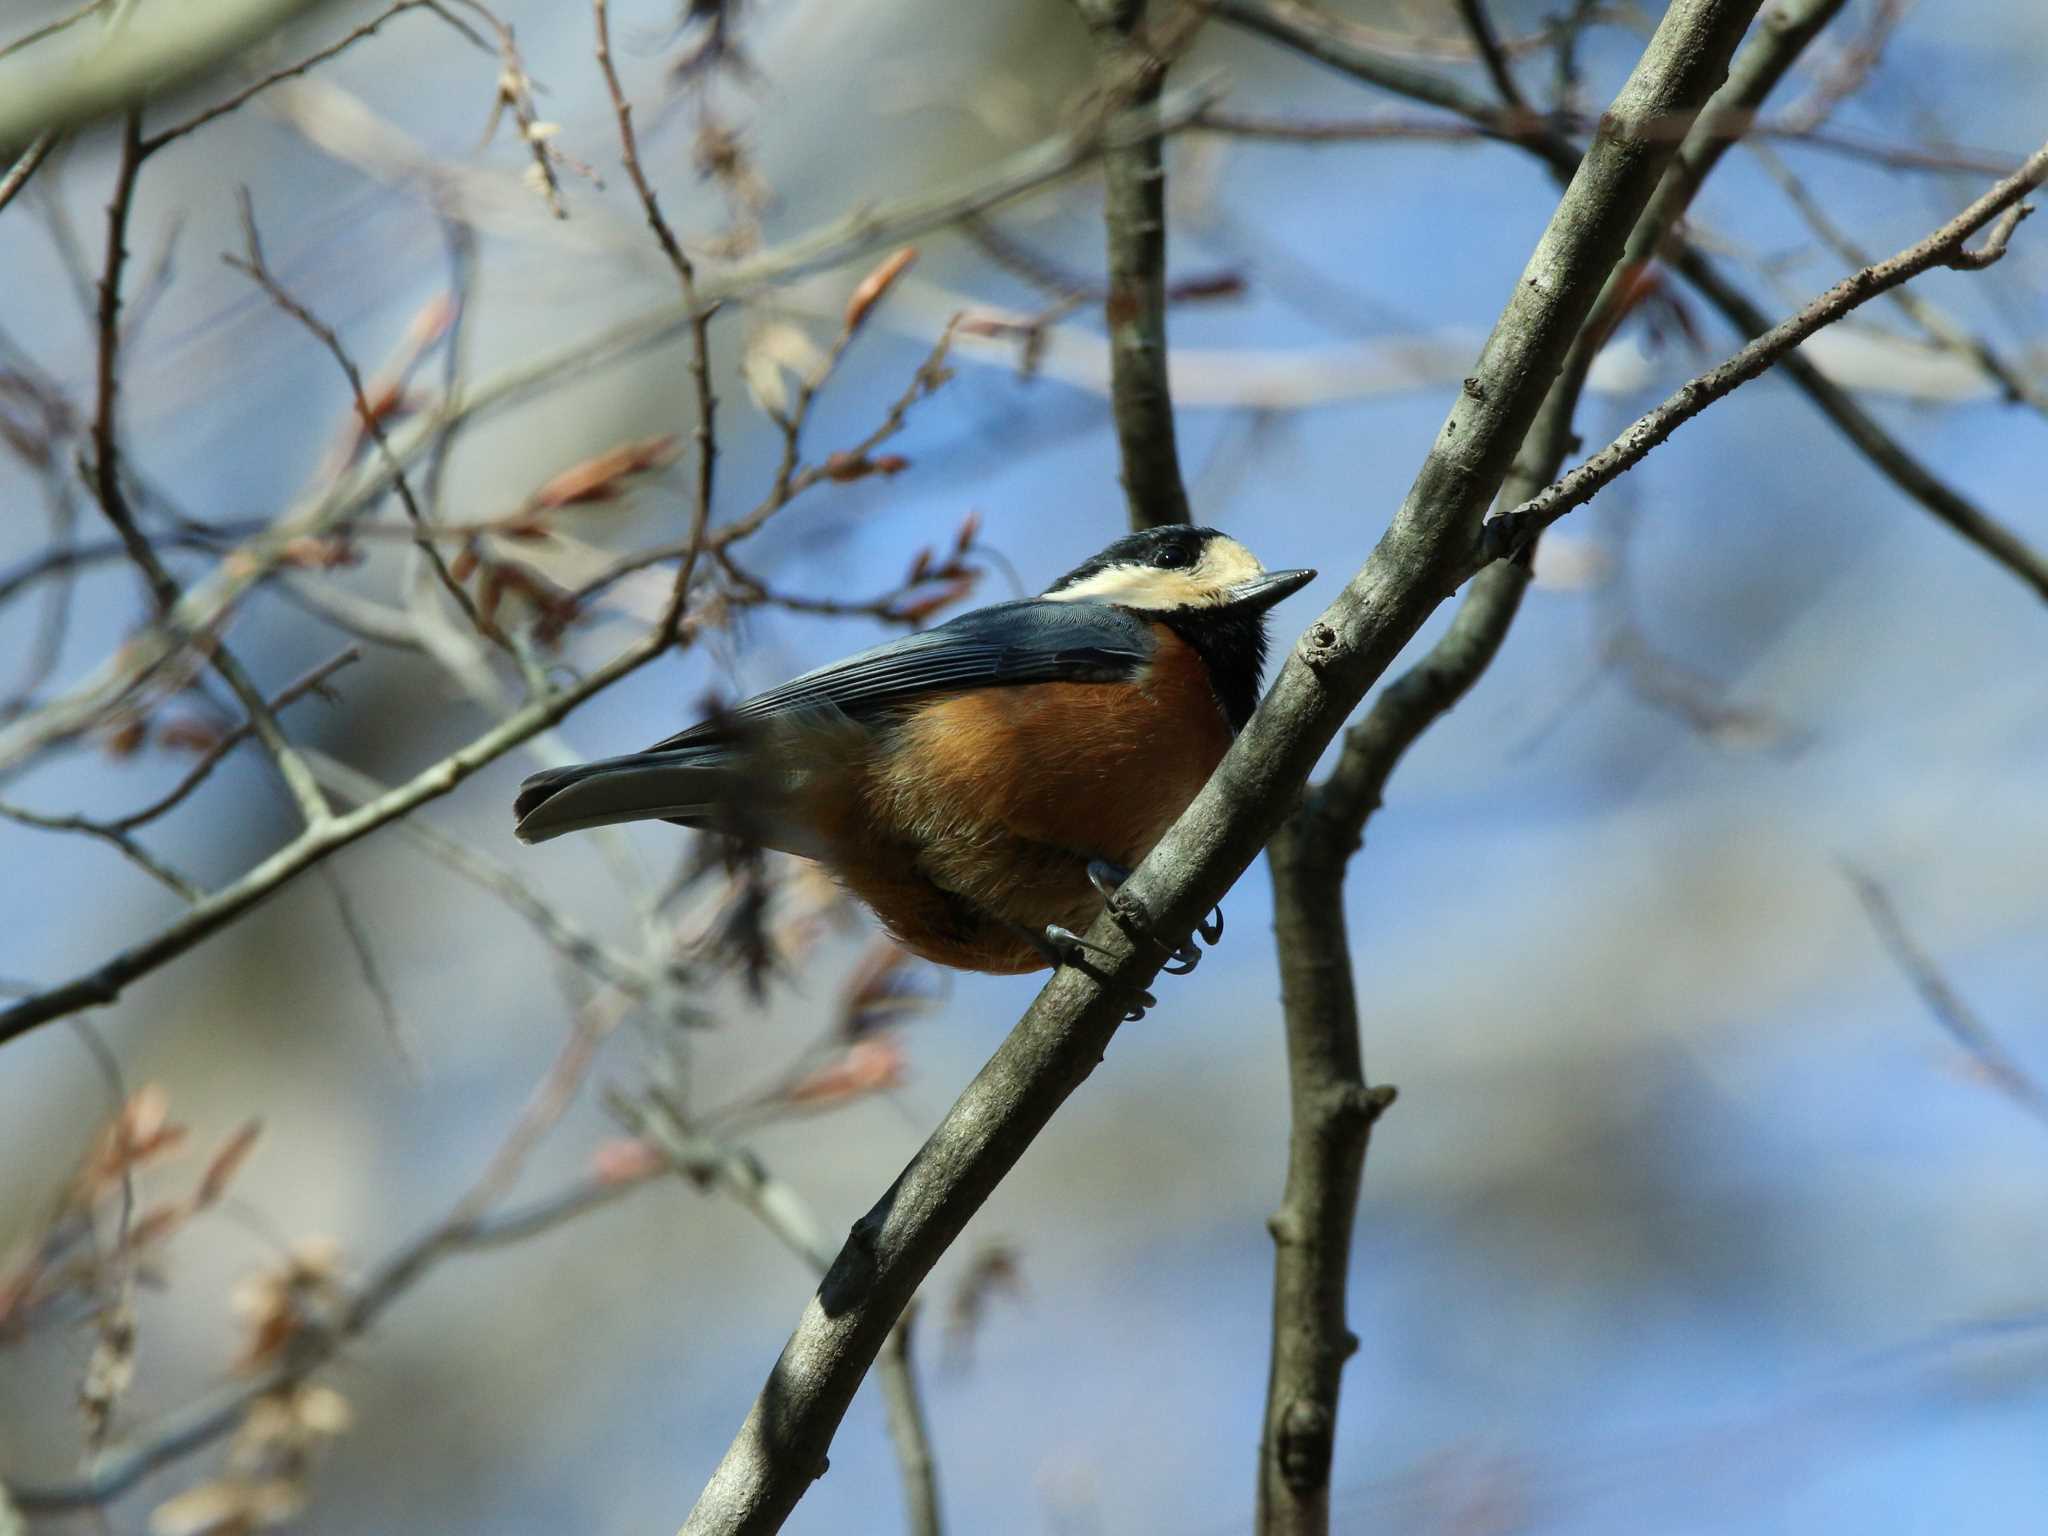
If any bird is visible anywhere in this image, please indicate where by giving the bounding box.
[513,525,1313,986]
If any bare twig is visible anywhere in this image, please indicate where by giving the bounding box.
[1193,104,2023,177]
[678,7,1765,1530]
[303,750,660,1001]
[0,130,60,218]
[1483,143,2048,567]
[85,111,335,828]
[136,0,457,153]
[0,0,110,64]
[593,0,716,642]
[1454,0,1531,120]
[224,191,507,653]
[110,649,359,832]
[619,1095,944,1536]
[1846,867,2048,1128]
[1749,141,2048,420]
[0,797,203,901]
[0,80,1221,778]
[3,1160,662,1514]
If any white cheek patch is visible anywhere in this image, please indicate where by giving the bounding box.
[1044,536,1268,608]
[1194,538,1262,592]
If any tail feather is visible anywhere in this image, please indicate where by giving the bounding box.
[513,750,731,843]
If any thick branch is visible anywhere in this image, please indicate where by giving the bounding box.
[677,7,1761,1531]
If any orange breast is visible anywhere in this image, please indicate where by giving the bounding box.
[795,626,1235,973]
[891,632,1231,867]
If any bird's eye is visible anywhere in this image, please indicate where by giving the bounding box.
[1151,543,1194,570]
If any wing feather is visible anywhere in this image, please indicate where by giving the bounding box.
[645,599,1153,751]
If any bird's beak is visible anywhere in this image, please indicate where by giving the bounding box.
[1222,567,1316,613]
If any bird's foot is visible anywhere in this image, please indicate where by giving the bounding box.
[1023,922,1156,1021]
[1084,859,1224,976]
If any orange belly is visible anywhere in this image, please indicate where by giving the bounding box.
[823,635,1234,973]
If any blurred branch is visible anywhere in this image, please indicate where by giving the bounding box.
[1073,0,1198,530]
[0,129,58,217]
[1454,0,1531,121]
[1483,146,2048,569]
[0,0,340,148]
[0,795,202,901]
[0,78,1222,777]
[620,1095,944,1536]
[0,298,961,1048]
[0,619,673,1045]
[1674,245,2048,603]
[1846,867,2048,1128]
[303,751,663,1003]
[3,1160,662,1515]
[136,0,463,153]
[110,648,359,832]
[676,6,1764,1530]
[1192,105,2020,177]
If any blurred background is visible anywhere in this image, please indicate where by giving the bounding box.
[3,0,2047,1531]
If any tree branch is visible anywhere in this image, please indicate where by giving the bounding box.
[1218,0,2048,603]
[676,6,1763,1531]
[0,78,1223,777]
[1483,148,2048,566]
[593,0,717,641]
[1075,0,1195,529]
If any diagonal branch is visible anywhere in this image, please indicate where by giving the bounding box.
[1483,151,2047,566]
[676,6,1764,1531]
[1218,0,2048,604]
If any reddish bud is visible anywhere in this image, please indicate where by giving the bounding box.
[843,247,918,333]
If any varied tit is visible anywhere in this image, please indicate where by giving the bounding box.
[513,525,1313,985]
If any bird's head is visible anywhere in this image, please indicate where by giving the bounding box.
[1042,526,1315,731]
[1041,526,1315,617]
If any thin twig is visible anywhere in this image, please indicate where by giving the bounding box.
[0,798,202,901]
[1220,0,2048,604]
[224,190,508,654]
[0,81,1221,780]
[1483,143,2048,565]
[83,111,334,827]
[1454,0,1530,119]
[0,130,60,218]
[1845,866,2048,1128]
[304,751,660,1002]
[3,1162,662,1514]
[593,0,716,642]
[136,0,455,154]
[109,648,358,831]
[1750,139,2048,420]
[1193,104,2023,176]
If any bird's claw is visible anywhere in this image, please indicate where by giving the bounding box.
[1032,923,1157,1019]
[1084,859,1224,981]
